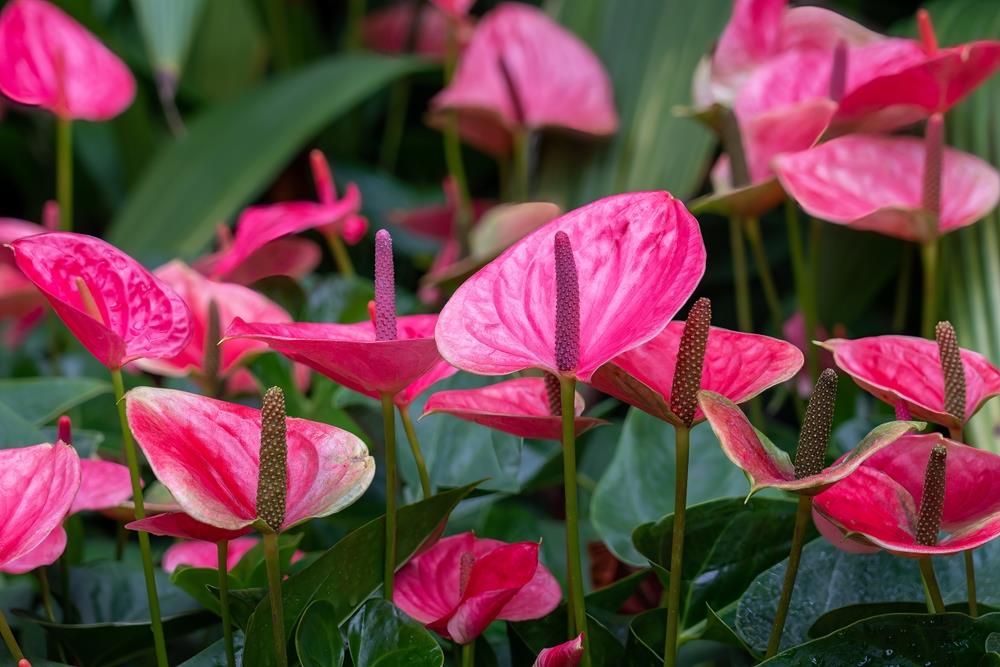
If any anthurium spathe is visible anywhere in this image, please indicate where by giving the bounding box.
[428,2,618,156]
[773,135,1000,243]
[591,322,802,427]
[163,536,261,573]
[125,387,374,532]
[436,191,705,382]
[423,376,606,441]
[8,232,193,369]
[196,226,321,286]
[534,635,585,667]
[0,0,135,120]
[393,532,561,644]
[813,434,1000,556]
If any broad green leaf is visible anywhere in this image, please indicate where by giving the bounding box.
[761,613,1000,665]
[510,611,624,667]
[131,0,206,76]
[242,483,478,666]
[297,600,346,667]
[0,377,110,427]
[632,497,814,627]
[177,633,245,666]
[809,602,999,639]
[736,538,1000,654]
[591,411,748,565]
[347,600,442,667]
[0,401,46,449]
[107,54,427,261]
[622,607,749,666]
[182,0,267,101]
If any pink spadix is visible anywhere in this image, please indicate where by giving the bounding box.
[553,231,579,373]
[374,229,397,342]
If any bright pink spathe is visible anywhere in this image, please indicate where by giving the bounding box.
[195,227,321,286]
[429,2,618,156]
[9,232,193,369]
[814,434,1000,556]
[534,635,585,667]
[394,532,561,644]
[0,0,136,120]
[436,192,705,382]
[591,322,802,426]
[125,388,375,532]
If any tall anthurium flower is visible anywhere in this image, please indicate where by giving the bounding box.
[428,2,618,157]
[534,635,585,667]
[8,232,193,369]
[394,532,561,645]
[0,0,135,120]
[423,376,606,441]
[590,322,802,427]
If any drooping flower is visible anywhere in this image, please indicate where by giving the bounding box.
[125,387,374,532]
[591,321,802,427]
[813,433,1000,556]
[364,1,473,61]
[195,224,321,286]
[534,635,585,667]
[0,0,136,120]
[393,532,561,644]
[423,376,605,441]
[8,232,193,369]
[428,2,618,156]
[436,192,705,382]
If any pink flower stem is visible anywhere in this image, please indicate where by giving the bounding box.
[56,116,72,232]
[110,369,169,667]
[381,393,399,598]
[218,540,237,667]
[262,530,288,666]
[0,608,24,663]
[918,557,945,613]
[764,495,812,658]
[663,424,691,667]
[560,376,591,667]
[399,407,432,499]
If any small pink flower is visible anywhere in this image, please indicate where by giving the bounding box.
[364,2,473,61]
[534,634,584,667]
[195,227,321,286]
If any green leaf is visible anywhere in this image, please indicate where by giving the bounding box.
[0,401,46,449]
[177,633,245,666]
[591,411,749,565]
[761,613,1000,665]
[809,602,999,639]
[509,611,624,667]
[0,376,110,426]
[296,600,346,667]
[107,54,427,261]
[181,0,267,101]
[347,599,442,667]
[131,0,206,76]
[242,482,478,666]
[632,496,814,627]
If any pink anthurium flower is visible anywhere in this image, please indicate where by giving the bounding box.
[820,335,1000,430]
[436,191,705,382]
[163,536,261,573]
[0,206,58,345]
[364,1,473,61]
[423,376,606,441]
[432,0,475,19]
[591,322,803,427]
[389,179,494,243]
[128,511,252,544]
[0,0,136,120]
[212,151,366,279]
[534,635,585,667]
[195,224,321,286]
[814,433,1000,556]
[0,443,80,574]
[125,387,375,532]
[773,135,1000,243]
[8,232,193,369]
[698,389,921,497]
[428,2,618,156]
[393,532,561,644]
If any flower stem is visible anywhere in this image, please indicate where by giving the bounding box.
[379,79,412,172]
[0,609,23,663]
[560,377,591,667]
[37,569,56,622]
[461,641,475,667]
[218,541,237,667]
[442,30,474,253]
[744,217,783,333]
[399,407,432,499]
[919,557,945,613]
[381,393,398,599]
[56,116,73,232]
[921,240,939,339]
[728,217,752,333]
[663,424,691,667]
[344,0,367,51]
[262,531,287,667]
[892,245,913,331]
[964,550,978,617]
[785,202,819,383]
[765,495,812,658]
[325,233,356,278]
[111,369,169,667]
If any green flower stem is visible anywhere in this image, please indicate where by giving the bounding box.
[262,531,287,667]
[381,393,399,599]
[325,233,356,278]
[743,217,784,333]
[765,495,812,658]
[218,541,237,667]
[728,217,752,333]
[461,641,475,667]
[511,130,530,202]
[919,557,945,613]
[56,116,73,232]
[921,240,939,339]
[560,377,591,667]
[0,609,23,663]
[892,245,913,331]
[663,424,691,667]
[379,80,412,172]
[37,568,56,622]
[111,369,169,667]
[399,407,432,499]
[948,426,978,617]
[442,30,474,252]
[344,0,367,51]
[784,202,820,383]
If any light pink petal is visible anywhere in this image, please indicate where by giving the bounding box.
[396,359,458,407]
[811,509,879,555]
[0,217,47,248]
[0,263,45,319]
[162,535,261,573]
[472,538,560,622]
[774,136,1000,243]
[0,442,80,569]
[125,387,374,531]
[591,323,803,425]
[430,3,617,155]
[127,512,253,543]
[779,6,882,52]
[71,459,134,513]
[224,315,444,397]
[534,634,584,667]
[701,0,785,107]
[741,99,835,183]
[9,233,193,368]
[422,376,605,441]
[436,192,704,381]
[823,336,1000,428]
[0,0,135,120]
[197,238,321,285]
[395,532,476,626]
[0,525,67,574]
